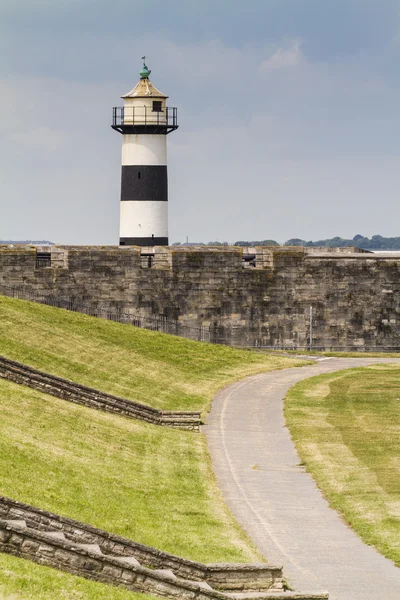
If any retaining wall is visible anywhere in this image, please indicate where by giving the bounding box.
[0,496,291,596]
[0,355,201,431]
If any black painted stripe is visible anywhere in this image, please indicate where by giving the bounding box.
[121,166,167,202]
[120,237,169,246]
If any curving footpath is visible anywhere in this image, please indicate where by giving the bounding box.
[205,358,400,600]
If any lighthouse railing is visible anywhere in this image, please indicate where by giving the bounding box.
[111,106,178,133]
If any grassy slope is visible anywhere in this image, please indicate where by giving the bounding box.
[285,364,400,565]
[0,296,308,596]
[0,553,158,600]
[0,378,261,565]
[0,296,308,413]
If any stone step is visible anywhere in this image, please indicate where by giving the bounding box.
[185,580,214,590]
[106,555,141,566]
[4,520,27,528]
[74,543,103,555]
[153,568,178,580]
[43,531,66,540]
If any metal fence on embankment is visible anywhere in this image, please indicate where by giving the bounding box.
[2,287,400,352]
[245,345,400,353]
[0,287,212,344]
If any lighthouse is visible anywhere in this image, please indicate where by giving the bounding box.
[111,59,178,246]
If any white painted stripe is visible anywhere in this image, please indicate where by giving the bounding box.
[120,201,168,238]
[122,135,167,166]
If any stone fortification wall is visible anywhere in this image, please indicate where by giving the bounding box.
[0,244,399,349]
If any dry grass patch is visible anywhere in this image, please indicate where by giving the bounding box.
[0,296,309,414]
[285,365,400,565]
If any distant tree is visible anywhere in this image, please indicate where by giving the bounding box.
[283,234,400,250]
[234,240,279,246]
[173,235,400,250]
[284,238,306,246]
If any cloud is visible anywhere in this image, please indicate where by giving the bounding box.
[2,32,400,245]
[259,39,303,73]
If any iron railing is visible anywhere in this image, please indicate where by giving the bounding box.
[111,106,178,134]
[0,287,211,343]
[245,345,400,353]
[2,287,400,353]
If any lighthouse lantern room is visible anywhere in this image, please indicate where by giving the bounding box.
[111,59,178,246]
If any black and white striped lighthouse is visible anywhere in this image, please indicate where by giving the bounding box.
[111,59,178,246]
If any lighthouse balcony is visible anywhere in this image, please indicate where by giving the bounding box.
[111,106,178,134]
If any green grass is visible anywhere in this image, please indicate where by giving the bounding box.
[0,378,261,565]
[0,296,307,595]
[0,296,308,414]
[285,364,400,565]
[0,552,159,599]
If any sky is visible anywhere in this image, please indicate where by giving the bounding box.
[2,0,400,244]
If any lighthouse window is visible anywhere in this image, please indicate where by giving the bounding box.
[152,101,162,112]
[138,172,141,179]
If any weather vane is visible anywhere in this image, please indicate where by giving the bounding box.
[139,56,151,79]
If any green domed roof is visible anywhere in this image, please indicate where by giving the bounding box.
[121,58,168,98]
[139,59,151,79]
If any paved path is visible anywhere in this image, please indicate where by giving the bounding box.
[205,358,400,600]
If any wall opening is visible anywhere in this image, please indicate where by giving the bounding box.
[35,251,51,268]
[140,253,153,269]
